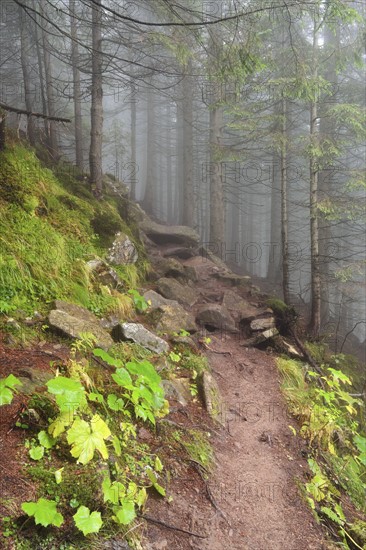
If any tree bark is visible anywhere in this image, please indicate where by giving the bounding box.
[182,61,194,227]
[281,96,290,304]
[40,4,58,157]
[209,85,224,246]
[89,0,103,197]
[69,0,84,171]
[19,5,36,145]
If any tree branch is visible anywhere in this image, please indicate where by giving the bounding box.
[0,103,71,123]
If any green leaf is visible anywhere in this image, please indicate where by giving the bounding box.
[38,430,56,449]
[46,376,86,414]
[146,468,166,496]
[88,392,104,403]
[93,348,122,368]
[73,505,103,535]
[354,434,366,454]
[126,360,161,385]
[112,435,122,457]
[55,468,64,484]
[22,498,64,527]
[0,374,22,406]
[107,393,125,411]
[67,415,111,464]
[29,446,44,461]
[102,478,126,504]
[112,368,132,388]
[114,500,136,525]
[155,456,163,472]
[48,412,73,437]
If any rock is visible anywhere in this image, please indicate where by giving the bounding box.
[196,304,237,333]
[222,289,259,321]
[143,290,177,309]
[243,327,279,347]
[201,371,223,423]
[48,307,113,350]
[183,265,199,283]
[140,218,200,247]
[156,277,199,307]
[250,317,276,331]
[198,245,228,270]
[151,257,186,280]
[113,322,169,354]
[18,367,53,395]
[213,271,251,287]
[53,300,97,323]
[107,232,138,265]
[87,258,122,289]
[152,304,197,334]
[161,378,191,406]
[163,246,198,259]
[169,334,198,351]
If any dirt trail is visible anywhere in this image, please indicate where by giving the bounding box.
[145,250,327,550]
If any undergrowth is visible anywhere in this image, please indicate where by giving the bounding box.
[0,145,146,323]
[276,355,366,548]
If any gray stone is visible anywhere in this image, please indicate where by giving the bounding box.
[48,309,113,350]
[250,317,276,331]
[18,368,53,395]
[161,378,191,407]
[140,218,200,247]
[143,290,177,309]
[107,232,138,265]
[196,304,237,333]
[163,246,198,259]
[156,277,199,307]
[53,300,97,323]
[87,258,122,289]
[201,371,223,423]
[151,257,186,280]
[222,290,259,321]
[152,304,197,334]
[115,322,169,354]
[213,271,251,287]
[243,327,279,347]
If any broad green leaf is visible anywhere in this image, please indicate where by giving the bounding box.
[0,374,22,405]
[114,500,136,525]
[102,478,126,504]
[93,348,122,367]
[146,468,166,496]
[354,434,366,453]
[48,412,73,437]
[112,368,132,388]
[38,430,56,449]
[126,360,161,385]
[136,487,147,508]
[22,498,64,527]
[46,376,86,413]
[107,393,124,411]
[29,446,44,461]
[67,415,111,464]
[73,505,102,535]
[155,456,163,472]
[88,392,104,403]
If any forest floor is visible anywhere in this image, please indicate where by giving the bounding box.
[0,245,334,550]
[143,248,329,550]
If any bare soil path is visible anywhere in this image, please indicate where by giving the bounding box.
[145,251,328,550]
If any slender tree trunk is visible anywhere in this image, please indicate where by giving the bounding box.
[310,26,321,337]
[89,0,103,197]
[69,0,83,171]
[130,82,137,201]
[32,0,47,140]
[281,96,290,304]
[40,5,58,156]
[175,98,184,223]
[182,63,194,227]
[209,85,224,245]
[0,109,5,151]
[166,102,173,223]
[141,85,156,214]
[19,6,36,145]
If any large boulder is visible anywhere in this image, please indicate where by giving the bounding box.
[140,218,199,247]
[107,232,138,265]
[151,304,197,334]
[156,277,199,307]
[201,371,223,424]
[196,304,237,333]
[48,301,113,349]
[222,289,259,321]
[150,257,187,280]
[143,290,177,309]
[113,322,169,354]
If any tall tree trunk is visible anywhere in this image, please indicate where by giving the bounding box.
[166,102,173,223]
[309,25,321,337]
[209,85,224,246]
[69,0,84,171]
[141,85,156,214]
[89,0,103,197]
[130,81,137,201]
[19,5,36,145]
[281,96,290,304]
[40,5,58,156]
[32,0,47,140]
[182,62,194,227]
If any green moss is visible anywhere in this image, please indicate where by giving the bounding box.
[325,453,366,512]
[173,428,213,470]
[266,297,289,313]
[350,520,366,548]
[180,349,208,375]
